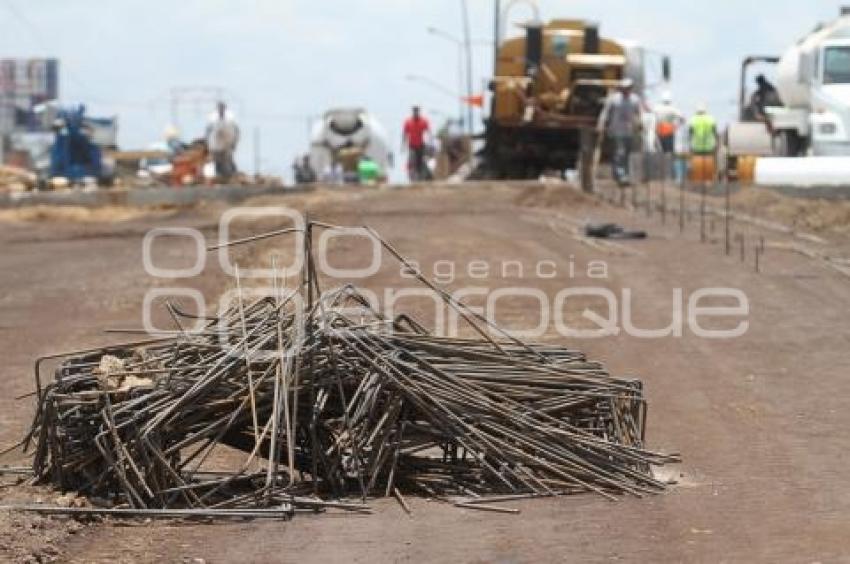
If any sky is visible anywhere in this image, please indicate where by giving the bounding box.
[0,0,846,181]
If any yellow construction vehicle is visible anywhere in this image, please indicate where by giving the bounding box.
[477,19,668,189]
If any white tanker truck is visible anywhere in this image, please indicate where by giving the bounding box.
[726,8,850,186]
[728,8,850,164]
[307,108,393,184]
[769,8,850,157]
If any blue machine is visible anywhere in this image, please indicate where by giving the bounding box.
[49,105,105,183]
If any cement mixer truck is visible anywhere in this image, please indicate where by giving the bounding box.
[728,8,850,181]
[307,108,393,184]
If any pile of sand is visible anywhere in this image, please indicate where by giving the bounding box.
[0,205,163,224]
[0,166,36,193]
[731,187,850,236]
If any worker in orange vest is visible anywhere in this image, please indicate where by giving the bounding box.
[654,91,685,183]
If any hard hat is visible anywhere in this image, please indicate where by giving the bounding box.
[661,90,672,103]
[620,78,634,89]
[696,103,708,114]
[164,125,180,140]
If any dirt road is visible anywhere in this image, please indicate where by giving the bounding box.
[1,183,849,563]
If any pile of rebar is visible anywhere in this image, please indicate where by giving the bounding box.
[20,221,678,516]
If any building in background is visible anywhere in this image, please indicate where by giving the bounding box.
[0,58,59,169]
[0,58,59,133]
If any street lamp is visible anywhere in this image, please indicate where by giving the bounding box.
[426,26,493,136]
[405,74,459,100]
[460,0,474,136]
[493,0,500,76]
[427,27,466,130]
[427,26,493,47]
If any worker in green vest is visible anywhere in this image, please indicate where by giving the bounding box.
[688,104,719,185]
[688,104,719,156]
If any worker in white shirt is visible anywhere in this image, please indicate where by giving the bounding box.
[654,91,686,183]
[205,102,240,182]
[598,79,644,186]
[654,91,685,153]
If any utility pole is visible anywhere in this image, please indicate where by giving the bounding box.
[460,0,474,136]
[169,86,228,128]
[455,45,465,129]
[427,27,467,128]
[494,0,501,76]
[253,126,261,178]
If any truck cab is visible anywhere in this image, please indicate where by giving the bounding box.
[807,39,850,155]
[768,14,850,157]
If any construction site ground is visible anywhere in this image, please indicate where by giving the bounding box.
[1,181,849,563]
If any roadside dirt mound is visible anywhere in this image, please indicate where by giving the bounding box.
[0,205,166,224]
[244,186,373,211]
[513,183,598,209]
[731,187,850,236]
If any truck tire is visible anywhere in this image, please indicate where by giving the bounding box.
[774,130,802,157]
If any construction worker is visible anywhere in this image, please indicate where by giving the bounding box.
[689,104,719,156]
[673,115,690,185]
[436,119,468,177]
[688,104,720,182]
[163,125,186,156]
[337,142,364,184]
[293,155,316,185]
[749,74,783,121]
[403,106,431,181]
[654,91,685,182]
[654,91,684,154]
[206,102,240,182]
[598,79,644,186]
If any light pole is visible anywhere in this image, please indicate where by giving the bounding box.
[460,0,474,136]
[405,74,459,100]
[427,27,493,134]
[493,0,501,76]
[427,27,465,130]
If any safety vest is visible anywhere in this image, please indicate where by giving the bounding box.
[689,113,717,154]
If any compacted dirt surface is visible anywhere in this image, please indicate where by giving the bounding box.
[1,182,849,563]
